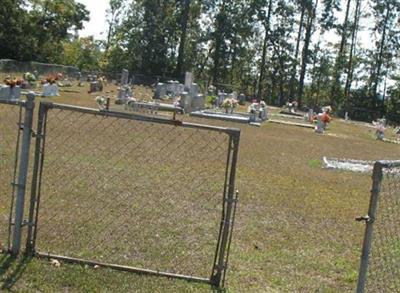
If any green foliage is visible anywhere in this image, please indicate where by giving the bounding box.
[386,81,400,124]
[206,95,217,105]
[0,0,89,62]
[1,0,400,122]
[62,37,102,71]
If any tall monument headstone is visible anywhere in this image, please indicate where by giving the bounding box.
[121,69,129,85]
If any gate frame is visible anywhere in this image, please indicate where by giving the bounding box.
[0,94,35,255]
[26,101,241,289]
[356,160,400,293]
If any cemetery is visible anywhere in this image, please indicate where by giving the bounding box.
[1,66,400,293]
[1,0,400,290]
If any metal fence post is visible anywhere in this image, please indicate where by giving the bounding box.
[356,161,383,293]
[11,92,35,255]
[211,132,240,288]
[26,102,47,254]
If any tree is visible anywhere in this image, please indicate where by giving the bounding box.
[29,0,89,62]
[297,0,318,106]
[105,0,125,55]
[329,0,351,107]
[175,0,191,76]
[62,37,102,70]
[288,0,307,102]
[369,0,400,111]
[0,0,35,60]
[344,0,362,107]
[255,0,273,100]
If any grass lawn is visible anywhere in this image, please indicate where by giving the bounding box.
[1,83,400,292]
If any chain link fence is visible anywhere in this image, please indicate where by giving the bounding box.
[357,161,400,293]
[0,59,79,78]
[0,100,24,252]
[25,102,239,287]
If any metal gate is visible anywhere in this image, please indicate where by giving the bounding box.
[26,102,240,288]
[356,161,400,293]
[0,96,35,254]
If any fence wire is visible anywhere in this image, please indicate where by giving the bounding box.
[0,59,79,77]
[358,161,400,293]
[0,101,23,252]
[32,105,237,281]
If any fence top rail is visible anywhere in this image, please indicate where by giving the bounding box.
[377,160,400,168]
[0,98,25,107]
[40,101,241,137]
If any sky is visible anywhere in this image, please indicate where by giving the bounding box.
[76,0,109,39]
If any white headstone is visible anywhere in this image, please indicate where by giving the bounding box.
[121,69,129,86]
[43,84,52,97]
[315,114,325,133]
[179,92,192,113]
[185,72,193,89]
[0,85,21,100]
[190,83,199,97]
[50,84,59,96]
[308,109,314,122]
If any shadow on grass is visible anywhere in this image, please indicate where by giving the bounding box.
[0,253,31,291]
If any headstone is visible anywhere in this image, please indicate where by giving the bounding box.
[192,94,205,111]
[43,84,52,97]
[121,69,129,86]
[126,101,158,115]
[315,114,325,133]
[90,81,103,93]
[308,109,314,122]
[179,92,192,113]
[229,91,238,100]
[249,111,257,123]
[190,83,199,97]
[116,85,133,104]
[43,83,59,97]
[185,72,193,89]
[218,92,227,107]
[345,112,349,121]
[0,85,21,100]
[259,102,267,120]
[238,94,246,105]
[50,84,59,96]
[177,84,185,95]
[166,81,180,98]
[154,83,166,99]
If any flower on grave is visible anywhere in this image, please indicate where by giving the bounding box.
[23,72,36,83]
[4,77,23,88]
[173,97,181,107]
[222,98,238,109]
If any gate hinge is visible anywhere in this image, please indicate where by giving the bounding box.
[11,182,25,188]
[10,219,34,227]
[224,197,238,204]
[355,215,373,223]
[31,131,44,138]
[22,219,34,227]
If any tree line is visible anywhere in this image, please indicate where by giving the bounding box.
[1,0,400,122]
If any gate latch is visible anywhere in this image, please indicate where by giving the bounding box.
[355,215,372,222]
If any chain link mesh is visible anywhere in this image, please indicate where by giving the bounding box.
[0,59,79,77]
[34,106,235,279]
[364,162,400,292]
[0,102,23,251]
